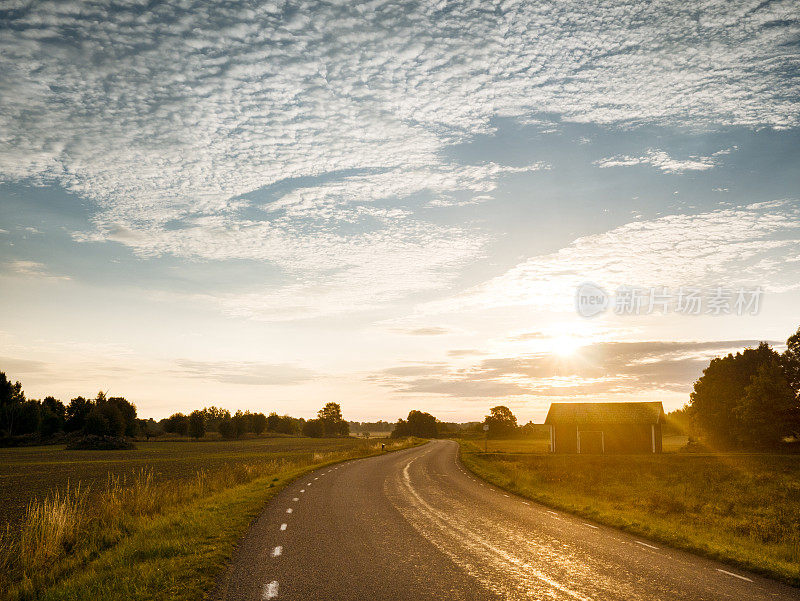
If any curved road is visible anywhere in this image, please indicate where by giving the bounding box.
[217,440,800,601]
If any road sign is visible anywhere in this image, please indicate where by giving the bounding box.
[483,424,489,431]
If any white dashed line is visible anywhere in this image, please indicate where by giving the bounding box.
[292,497,299,501]
[307,483,311,486]
[583,523,599,529]
[635,541,659,550]
[280,523,287,531]
[717,569,753,582]
[547,510,559,516]
[503,494,510,498]
[314,477,318,480]
[271,546,283,557]
[300,489,305,493]
[262,581,279,599]
[286,508,293,514]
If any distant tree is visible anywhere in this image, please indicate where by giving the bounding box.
[84,401,125,437]
[164,412,189,437]
[232,410,246,438]
[484,405,517,438]
[201,406,229,432]
[252,412,268,435]
[188,410,206,439]
[65,396,93,432]
[39,396,65,437]
[689,342,778,447]
[392,410,437,438]
[107,397,137,437]
[266,412,281,432]
[302,418,324,438]
[317,402,349,437]
[218,416,236,439]
[735,358,800,447]
[0,372,26,436]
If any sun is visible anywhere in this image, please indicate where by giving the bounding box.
[551,335,584,357]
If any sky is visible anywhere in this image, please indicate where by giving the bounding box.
[1,0,799,423]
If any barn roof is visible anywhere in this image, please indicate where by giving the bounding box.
[544,402,665,425]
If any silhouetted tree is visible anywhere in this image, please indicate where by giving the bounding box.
[65,396,92,432]
[164,412,189,437]
[189,410,206,439]
[736,358,800,447]
[252,412,267,435]
[783,325,800,398]
[218,416,236,439]
[0,372,25,436]
[484,405,517,438]
[302,418,324,438]
[392,410,437,438]
[317,402,349,437]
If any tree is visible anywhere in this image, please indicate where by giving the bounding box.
[84,401,125,437]
[782,325,800,397]
[317,402,349,437]
[302,418,324,438]
[735,358,800,447]
[689,342,778,447]
[164,412,189,437]
[218,416,236,439]
[232,410,246,438]
[39,396,65,437]
[0,372,26,436]
[107,397,137,437]
[252,412,267,435]
[65,396,93,432]
[484,405,517,438]
[189,410,206,439]
[392,410,437,438]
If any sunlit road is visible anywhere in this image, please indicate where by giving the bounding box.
[216,440,800,601]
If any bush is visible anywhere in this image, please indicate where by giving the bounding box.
[66,435,136,450]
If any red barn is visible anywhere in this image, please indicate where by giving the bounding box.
[544,402,665,454]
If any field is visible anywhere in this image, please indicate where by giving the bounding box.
[459,439,800,585]
[0,437,374,526]
[0,436,420,601]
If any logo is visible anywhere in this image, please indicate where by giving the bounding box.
[575,282,608,318]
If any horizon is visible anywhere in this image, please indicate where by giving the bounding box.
[2,1,799,424]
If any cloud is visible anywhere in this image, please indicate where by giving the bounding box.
[422,200,800,314]
[174,359,316,386]
[0,1,797,320]
[594,147,736,174]
[395,327,453,336]
[373,339,774,399]
[1,260,70,280]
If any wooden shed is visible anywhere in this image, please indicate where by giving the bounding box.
[544,402,665,454]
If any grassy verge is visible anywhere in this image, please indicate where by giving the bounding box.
[1,437,422,601]
[458,440,800,586]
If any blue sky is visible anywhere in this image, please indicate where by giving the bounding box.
[1,0,799,421]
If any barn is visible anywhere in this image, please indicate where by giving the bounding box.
[544,402,665,454]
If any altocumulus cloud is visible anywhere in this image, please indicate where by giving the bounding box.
[0,0,798,319]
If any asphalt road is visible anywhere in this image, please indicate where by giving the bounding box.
[216,440,800,601]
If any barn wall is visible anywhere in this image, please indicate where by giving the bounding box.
[549,423,662,453]
[553,424,577,453]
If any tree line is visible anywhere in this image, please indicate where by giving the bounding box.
[0,378,350,443]
[677,325,800,449]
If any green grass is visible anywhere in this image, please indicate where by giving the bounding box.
[459,439,800,586]
[1,437,422,601]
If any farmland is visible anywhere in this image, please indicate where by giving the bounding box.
[459,440,800,585]
[0,437,373,526]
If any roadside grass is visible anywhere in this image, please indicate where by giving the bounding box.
[459,439,800,586]
[0,437,421,601]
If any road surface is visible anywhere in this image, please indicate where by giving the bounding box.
[216,440,800,601]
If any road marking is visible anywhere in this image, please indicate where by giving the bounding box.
[286,508,293,514]
[271,546,283,557]
[280,523,287,531]
[503,494,510,498]
[583,523,599,529]
[314,477,318,480]
[547,510,559,516]
[300,489,305,493]
[262,581,279,599]
[292,497,299,501]
[635,541,659,550]
[307,482,312,486]
[522,501,530,505]
[717,569,753,582]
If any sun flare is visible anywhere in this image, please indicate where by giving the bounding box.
[551,335,584,357]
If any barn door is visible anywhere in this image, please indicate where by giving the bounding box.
[577,430,604,454]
